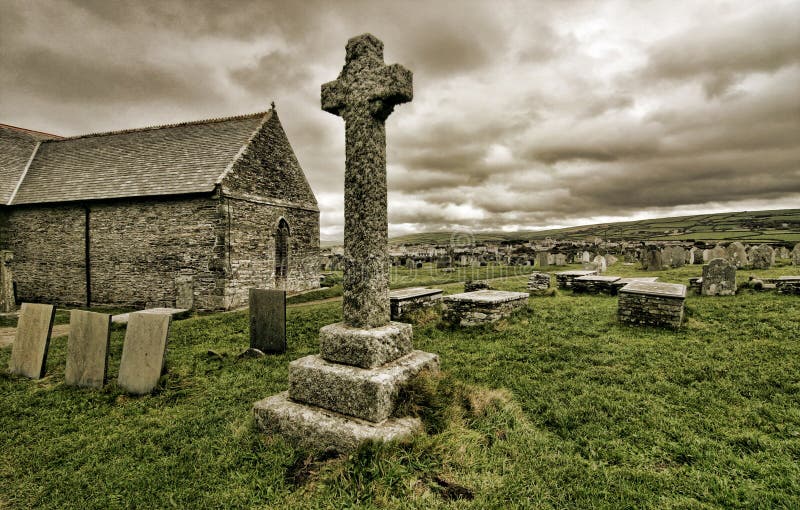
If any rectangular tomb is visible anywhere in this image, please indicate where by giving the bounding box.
[572,275,621,294]
[442,290,529,327]
[776,276,800,295]
[555,270,597,289]
[618,281,686,329]
[389,287,443,321]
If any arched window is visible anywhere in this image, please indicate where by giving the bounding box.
[275,219,290,280]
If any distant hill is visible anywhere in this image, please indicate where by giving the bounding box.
[387,209,800,246]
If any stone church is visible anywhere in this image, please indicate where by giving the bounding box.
[0,106,320,311]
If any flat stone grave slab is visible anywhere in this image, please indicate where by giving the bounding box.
[442,290,529,327]
[9,303,56,379]
[117,312,171,395]
[572,275,621,294]
[249,288,286,353]
[389,287,442,321]
[555,270,598,289]
[112,308,189,325]
[65,310,112,388]
[618,281,686,329]
[612,277,660,294]
[776,276,800,295]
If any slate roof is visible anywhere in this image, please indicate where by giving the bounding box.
[6,112,269,205]
[0,124,60,204]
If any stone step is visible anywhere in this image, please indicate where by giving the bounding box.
[254,392,423,453]
[288,350,439,423]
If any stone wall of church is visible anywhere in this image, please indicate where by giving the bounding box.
[222,196,320,309]
[0,204,88,306]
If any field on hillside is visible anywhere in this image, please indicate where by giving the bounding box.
[1,263,799,508]
[387,208,800,245]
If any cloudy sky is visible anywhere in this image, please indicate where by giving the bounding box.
[2,0,799,240]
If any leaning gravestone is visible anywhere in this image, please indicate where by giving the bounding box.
[749,244,774,269]
[0,251,15,313]
[117,312,171,394]
[249,288,286,353]
[9,303,56,378]
[65,310,112,388]
[254,34,438,452]
[701,258,736,296]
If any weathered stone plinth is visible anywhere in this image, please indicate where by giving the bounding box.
[254,393,424,452]
[618,281,686,329]
[389,287,442,321]
[443,290,529,327]
[319,321,413,369]
[555,270,597,289]
[289,350,438,422]
[572,275,621,294]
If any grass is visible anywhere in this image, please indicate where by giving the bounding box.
[1,264,799,508]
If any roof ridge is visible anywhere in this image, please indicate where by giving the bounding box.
[49,111,270,142]
[0,123,63,139]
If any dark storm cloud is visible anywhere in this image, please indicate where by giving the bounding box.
[2,0,798,239]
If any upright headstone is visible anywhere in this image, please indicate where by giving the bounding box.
[0,251,15,313]
[726,242,748,268]
[643,247,663,271]
[117,312,171,395]
[9,303,56,379]
[254,34,438,452]
[537,252,550,268]
[604,254,618,267]
[792,243,800,266]
[750,244,774,269]
[701,258,736,296]
[663,246,685,268]
[65,310,112,388]
[249,288,286,353]
[591,255,607,273]
[710,244,727,261]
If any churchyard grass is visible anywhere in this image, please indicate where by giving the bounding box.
[1,264,799,508]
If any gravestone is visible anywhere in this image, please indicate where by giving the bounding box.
[726,242,748,268]
[9,303,56,378]
[254,34,438,452]
[65,310,112,388]
[591,255,607,273]
[117,312,171,394]
[643,247,663,271]
[249,288,286,353]
[0,251,15,313]
[581,251,592,263]
[778,247,790,259]
[175,275,194,310]
[702,249,712,263]
[554,253,567,266]
[663,246,685,268]
[701,258,736,296]
[749,244,774,269]
[537,252,550,268]
[710,244,727,260]
[604,254,618,267]
[793,243,800,266]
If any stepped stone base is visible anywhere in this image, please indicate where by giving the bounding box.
[289,350,439,423]
[253,392,423,452]
[319,321,413,369]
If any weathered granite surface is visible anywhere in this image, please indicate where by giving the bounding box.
[701,258,736,296]
[319,321,413,368]
[555,270,597,289]
[8,302,55,379]
[289,350,438,423]
[117,312,171,394]
[249,288,286,353]
[322,33,412,329]
[254,392,423,452]
[618,282,686,329]
[389,287,442,321]
[572,275,621,294]
[442,290,529,327]
[65,310,111,388]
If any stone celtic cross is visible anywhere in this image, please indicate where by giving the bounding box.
[321,34,412,328]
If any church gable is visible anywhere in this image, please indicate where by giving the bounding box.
[220,110,318,210]
[0,125,56,205]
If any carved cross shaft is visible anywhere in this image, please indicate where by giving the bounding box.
[321,34,412,328]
